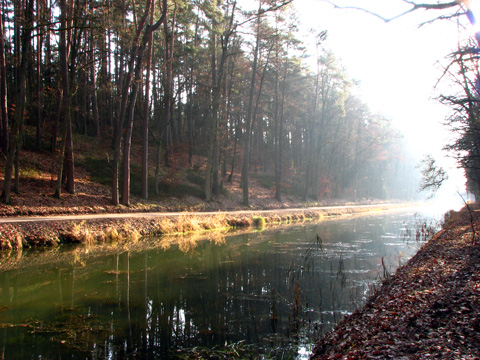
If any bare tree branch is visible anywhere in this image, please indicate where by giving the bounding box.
[321,0,460,23]
[418,12,462,27]
[238,0,294,27]
[433,44,480,92]
[258,0,294,15]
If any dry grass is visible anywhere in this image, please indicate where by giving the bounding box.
[0,204,415,250]
[105,227,120,242]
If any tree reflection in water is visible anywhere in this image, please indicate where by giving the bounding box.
[0,211,435,359]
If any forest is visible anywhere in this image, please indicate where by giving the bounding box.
[0,0,425,208]
[2,2,480,358]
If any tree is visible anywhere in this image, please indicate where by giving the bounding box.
[141,0,156,200]
[241,0,262,207]
[54,0,75,198]
[204,0,237,202]
[418,154,448,194]
[440,40,480,199]
[0,4,8,154]
[112,0,168,206]
[35,0,44,150]
[1,0,34,204]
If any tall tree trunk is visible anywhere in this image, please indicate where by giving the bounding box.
[303,53,320,201]
[112,42,140,205]
[90,65,100,136]
[205,30,217,202]
[221,66,234,180]
[277,77,286,201]
[98,7,110,133]
[13,1,20,91]
[186,81,194,167]
[204,4,235,201]
[0,11,7,154]
[36,0,43,150]
[51,90,62,151]
[1,0,34,204]
[162,3,176,166]
[13,113,23,194]
[65,0,76,194]
[13,0,26,195]
[154,141,161,196]
[186,13,199,168]
[228,112,239,182]
[55,0,75,198]
[241,2,261,206]
[274,70,287,202]
[274,71,281,202]
[141,0,155,200]
[120,81,139,205]
[313,75,330,201]
[36,34,43,149]
[87,2,100,137]
[65,110,74,193]
[116,0,167,206]
[212,127,220,195]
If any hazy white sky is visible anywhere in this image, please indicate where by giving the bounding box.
[293,0,469,194]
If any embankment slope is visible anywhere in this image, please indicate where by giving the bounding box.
[311,205,480,359]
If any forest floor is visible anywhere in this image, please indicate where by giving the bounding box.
[310,204,480,359]
[0,144,375,217]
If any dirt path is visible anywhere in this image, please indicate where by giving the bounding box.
[0,203,414,224]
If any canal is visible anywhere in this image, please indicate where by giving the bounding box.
[0,205,451,359]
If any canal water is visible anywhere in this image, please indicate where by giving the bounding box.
[0,205,452,359]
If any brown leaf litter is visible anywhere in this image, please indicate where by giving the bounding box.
[311,205,480,359]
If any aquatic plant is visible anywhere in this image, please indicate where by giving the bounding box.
[172,341,268,359]
[253,216,266,229]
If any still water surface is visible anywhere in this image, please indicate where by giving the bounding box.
[0,206,449,359]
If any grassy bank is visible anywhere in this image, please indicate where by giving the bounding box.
[0,203,413,249]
